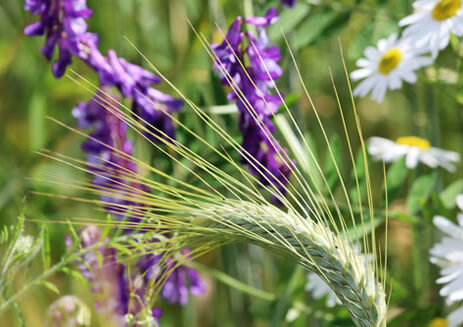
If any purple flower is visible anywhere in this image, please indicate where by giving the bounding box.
[24,0,94,77]
[72,90,153,219]
[212,8,294,202]
[281,0,297,7]
[90,50,183,142]
[138,249,206,306]
[24,0,183,143]
[73,90,205,314]
[244,7,279,26]
[69,225,164,327]
[25,0,203,319]
[68,226,128,326]
[211,17,244,86]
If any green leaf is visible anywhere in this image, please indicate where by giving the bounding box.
[344,217,383,242]
[440,179,463,209]
[12,301,26,327]
[384,157,407,203]
[406,173,436,215]
[349,20,375,59]
[28,92,46,151]
[190,262,276,301]
[41,225,50,270]
[67,220,81,250]
[303,132,322,186]
[36,280,59,295]
[349,148,368,205]
[292,10,335,50]
[324,135,342,192]
[61,267,87,284]
[389,212,419,224]
[316,11,352,44]
[268,2,311,41]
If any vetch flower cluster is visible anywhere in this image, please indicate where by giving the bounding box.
[139,248,207,306]
[430,194,463,327]
[24,0,182,142]
[352,0,463,102]
[67,226,129,327]
[73,91,206,314]
[212,8,294,201]
[367,136,459,171]
[24,0,95,77]
[72,89,143,213]
[24,1,206,323]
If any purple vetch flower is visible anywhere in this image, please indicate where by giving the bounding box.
[24,0,95,77]
[91,49,184,142]
[211,8,294,202]
[24,1,183,143]
[72,89,141,210]
[281,0,297,7]
[69,225,163,327]
[243,7,279,26]
[138,249,206,306]
[67,225,128,326]
[25,0,203,318]
[74,90,205,311]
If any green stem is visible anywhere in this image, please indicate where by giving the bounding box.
[189,261,276,301]
[0,233,142,314]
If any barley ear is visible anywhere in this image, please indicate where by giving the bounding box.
[187,201,387,327]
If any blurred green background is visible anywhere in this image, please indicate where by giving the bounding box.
[1,0,463,326]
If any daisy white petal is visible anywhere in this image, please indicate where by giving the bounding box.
[457,195,463,211]
[400,0,463,56]
[367,136,459,171]
[448,306,463,327]
[431,201,463,325]
[351,33,432,102]
[305,272,341,307]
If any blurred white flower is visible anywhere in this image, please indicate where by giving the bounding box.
[15,235,34,257]
[305,272,341,307]
[367,136,459,171]
[351,33,432,102]
[45,296,91,327]
[430,195,463,327]
[400,0,463,57]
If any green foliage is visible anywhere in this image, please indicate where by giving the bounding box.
[2,0,463,326]
[407,173,436,215]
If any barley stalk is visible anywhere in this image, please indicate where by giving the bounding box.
[181,200,387,327]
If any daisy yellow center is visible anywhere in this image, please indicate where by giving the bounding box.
[428,318,448,327]
[378,48,402,74]
[396,136,431,150]
[432,0,461,21]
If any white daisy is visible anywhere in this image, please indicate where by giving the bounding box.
[350,33,432,103]
[368,136,459,171]
[430,195,463,327]
[399,0,463,57]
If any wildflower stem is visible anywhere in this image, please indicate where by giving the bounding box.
[0,232,147,314]
[189,262,276,301]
